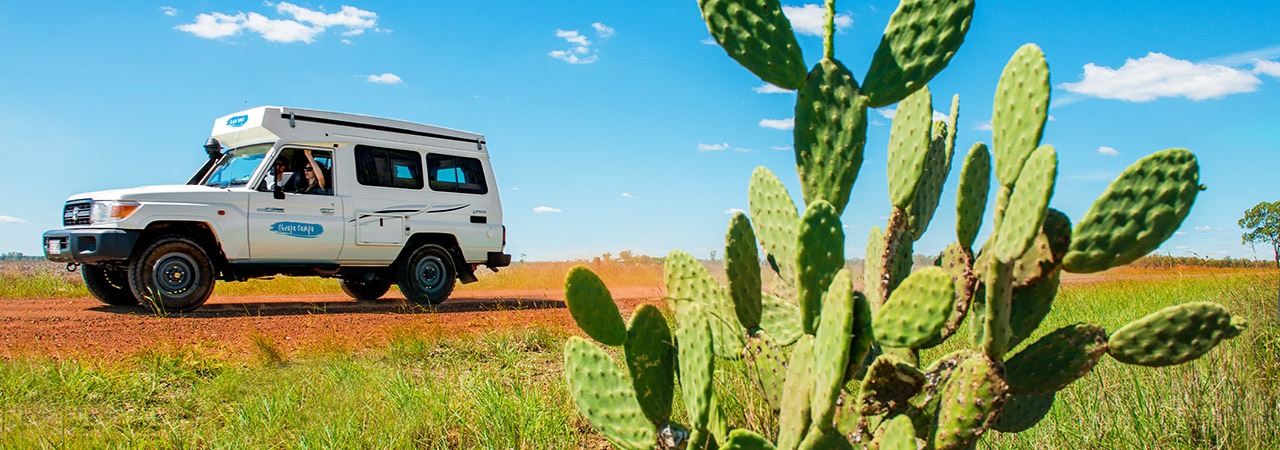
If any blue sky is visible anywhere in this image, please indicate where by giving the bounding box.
[1,1,1277,262]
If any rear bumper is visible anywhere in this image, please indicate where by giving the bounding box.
[486,251,511,268]
[42,229,140,264]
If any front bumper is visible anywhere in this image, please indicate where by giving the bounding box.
[43,229,141,264]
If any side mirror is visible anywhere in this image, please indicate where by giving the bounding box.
[273,183,285,200]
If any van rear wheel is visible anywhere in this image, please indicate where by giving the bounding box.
[128,235,215,313]
[82,265,139,306]
[340,279,391,301]
[396,244,455,305]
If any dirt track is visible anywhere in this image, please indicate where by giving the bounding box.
[0,287,665,360]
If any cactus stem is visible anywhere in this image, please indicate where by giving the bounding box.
[824,0,836,60]
[992,184,1012,235]
[983,258,1013,360]
[880,208,910,304]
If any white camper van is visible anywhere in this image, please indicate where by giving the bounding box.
[43,106,510,312]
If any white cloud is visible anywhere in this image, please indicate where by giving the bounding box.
[753,84,795,94]
[1059,53,1261,102]
[1048,115,1057,121]
[510,187,520,190]
[549,50,598,64]
[771,146,793,151]
[621,193,637,199]
[698,142,730,152]
[533,206,562,213]
[1254,58,1280,79]
[782,4,852,37]
[759,118,795,130]
[161,6,178,16]
[1175,231,1188,236]
[976,120,993,131]
[733,147,755,153]
[701,37,717,45]
[592,22,615,38]
[1194,226,1212,231]
[0,215,27,224]
[175,2,380,43]
[871,120,886,127]
[725,208,746,215]
[555,29,590,46]
[1204,45,1280,67]
[1097,146,1119,156]
[366,73,402,84]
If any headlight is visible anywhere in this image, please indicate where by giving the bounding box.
[90,200,140,224]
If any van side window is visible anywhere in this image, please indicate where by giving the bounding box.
[355,145,423,189]
[428,154,488,195]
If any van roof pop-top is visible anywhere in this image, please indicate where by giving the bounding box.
[43,106,511,312]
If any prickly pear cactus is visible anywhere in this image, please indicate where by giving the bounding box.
[560,1,1243,449]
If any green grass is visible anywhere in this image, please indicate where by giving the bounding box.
[1,271,1276,449]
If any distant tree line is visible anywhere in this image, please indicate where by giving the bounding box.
[1127,254,1272,269]
[0,252,45,261]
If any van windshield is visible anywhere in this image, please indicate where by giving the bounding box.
[202,144,273,188]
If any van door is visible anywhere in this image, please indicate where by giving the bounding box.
[247,148,344,261]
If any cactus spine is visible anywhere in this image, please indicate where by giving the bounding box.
[562,0,1242,448]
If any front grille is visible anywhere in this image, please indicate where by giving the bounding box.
[63,201,92,226]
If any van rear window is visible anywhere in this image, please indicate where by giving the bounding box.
[355,145,423,189]
[428,154,488,195]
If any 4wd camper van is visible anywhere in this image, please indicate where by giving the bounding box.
[43,106,510,312]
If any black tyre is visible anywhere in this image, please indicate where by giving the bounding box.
[396,244,455,305]
[82,265,139,306]
[340,279,392,301]
[128,235,215,313]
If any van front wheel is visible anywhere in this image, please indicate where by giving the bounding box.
[396,244,455,305]
[340,279,391,301]
[128,235,215,313]
[82,265,139,306]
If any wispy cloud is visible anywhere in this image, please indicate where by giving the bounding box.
[1059,52,1261,102]
[771,146,793,151]
[621,193,637,199]
[975,120,993,131]
[160,6,178,16]
[759,118,795,130]
[782,4,852,37]
[725,208,746,215]
[365,73,402,84]
[877,108,950,122]
[1254,58,1280,79]
[1097,146,1119,156]
[700,37,717,45]
[1203,45,1280,67]
[698,142,730,152]
[753,84,795,94]
[175,2,381,43]
[550,23,614,64]
[533,206,562,213]
[0,215,27,224]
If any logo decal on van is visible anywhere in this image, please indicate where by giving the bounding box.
[226,115,249,127]
[270,221,323,238]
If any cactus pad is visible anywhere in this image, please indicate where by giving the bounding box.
[1008,270,1061,350]
[858,353,927,416]
[886,86,934,209]
[797,200,845,334]
[777,335,815,450]
[564,266,627,346]
[760,293,804,345]
[564,337,656,450]
[745,328,789,411]
[665,250,744,358]
[863,0,975,107]
[873,266,956,348]
[1005,323,1107,395]
[1064,148,1201,273]
[1107,302,1246,367]
[797,427,855,450]
[876,414,920,450]
[907,120,952,241]
[722,429,778,450]
[864,226,887,308]
[698,0,806,90]
[749,166,801,281]
[810,270,858,427]
[726,212,763,329]
[930,352,1008,450]
[992,391,1055,433]
[992,43,1050,187]
[922,243,976,348]
[956,142,991,249]
[795,59,868,214]
[677,311,716,429]
[623,304,675,425]
[993,144,1057,263]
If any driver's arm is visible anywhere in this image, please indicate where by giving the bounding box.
[304,149,326,190]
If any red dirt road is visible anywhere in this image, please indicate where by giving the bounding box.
[0,287,665,360]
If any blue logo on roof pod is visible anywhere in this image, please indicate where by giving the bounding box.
[270,221,323,238]
[226,115,249,127]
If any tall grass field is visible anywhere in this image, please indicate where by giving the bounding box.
[1,268,1277,449]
